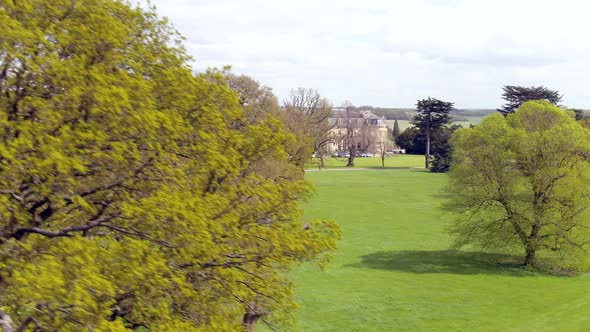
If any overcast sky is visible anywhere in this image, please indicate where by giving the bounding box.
[144,0,590,109]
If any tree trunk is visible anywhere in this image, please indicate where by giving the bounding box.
[243,302,259,332]
[424,118,431,169]
[346,154,354,167]
[346,139,355,167]
[319,155,325,169]
[0,310,14,332]
[524,223,540,268]
[524,245,536,268]
[381,155,385,168]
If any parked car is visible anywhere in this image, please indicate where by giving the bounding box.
[335,151,350,157]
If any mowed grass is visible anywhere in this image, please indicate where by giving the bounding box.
[287,169,590,331]
[307,155,424,169]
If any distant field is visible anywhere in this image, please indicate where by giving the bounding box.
[386,115,484,132]
[307,155,423,169]
[262,169,590,331]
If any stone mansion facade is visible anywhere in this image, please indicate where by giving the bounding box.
[326,108,392,155]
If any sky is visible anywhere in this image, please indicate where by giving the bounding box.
[143,0,590,109]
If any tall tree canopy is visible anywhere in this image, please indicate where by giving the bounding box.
[497,85,562,116]
[411,97,453,169]
[447,101,590,269]
[0,1,339,331]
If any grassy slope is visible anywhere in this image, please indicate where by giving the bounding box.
[287,169,590,331]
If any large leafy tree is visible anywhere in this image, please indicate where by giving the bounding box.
[0,1,339,331]
[497,85,562,116]
[412,97,453,169]
[447,101,590,269]
[225,73,313,171]
[395,127,423,154]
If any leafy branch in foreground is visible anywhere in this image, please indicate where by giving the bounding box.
[0,1,339,331]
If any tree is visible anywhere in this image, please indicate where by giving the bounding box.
[283,88,334,168]
[447,101,590,269]
[430,124,461,173]
[412,98,453,169]
[226,72,280,122]
[224,73,314,171]
[0,1,339,331]
[569,108,587,121]
[395,127,423,155]
[392,119,401,138]
[378,138,395,168]
[497,85,562,116]
[342,102,357,167]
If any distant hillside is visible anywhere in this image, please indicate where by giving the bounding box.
[335,106,496,121]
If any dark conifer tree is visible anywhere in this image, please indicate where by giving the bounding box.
[497,85,562,116]
[412,97,454,169]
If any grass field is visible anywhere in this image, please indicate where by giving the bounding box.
[307,155,424,169]
[281,169,590,331]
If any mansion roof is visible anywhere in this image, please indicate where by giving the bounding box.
[328,109,387,128]
[330,109,385,120]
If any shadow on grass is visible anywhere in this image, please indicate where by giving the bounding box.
[347,250,543,276]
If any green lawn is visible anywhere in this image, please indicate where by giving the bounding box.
[307,155,424,169]
[284,169,590,331]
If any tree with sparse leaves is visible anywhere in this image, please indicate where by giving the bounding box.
[448,101,590,269]
[497,85,562,116]
[283,88,334,168]
[0,1,339,331]
[412,98,453,169]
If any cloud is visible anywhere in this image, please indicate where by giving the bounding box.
[144,0,590,109]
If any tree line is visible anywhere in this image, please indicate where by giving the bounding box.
[393,85,585,173]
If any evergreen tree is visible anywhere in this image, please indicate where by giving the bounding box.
[392,119,401,138]
[497,85,562,116]
[412,98,454,169]
[430,124,461,173]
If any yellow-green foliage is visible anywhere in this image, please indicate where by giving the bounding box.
[447,101,590,269]
[0,1,339,331]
